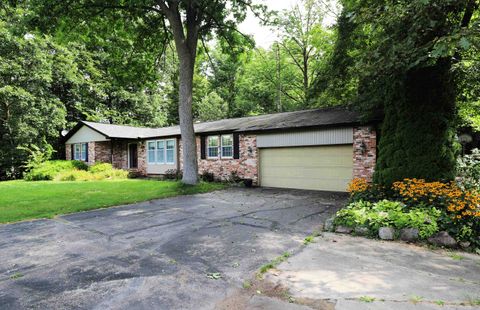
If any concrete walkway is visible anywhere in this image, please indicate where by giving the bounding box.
[264,233,480,310]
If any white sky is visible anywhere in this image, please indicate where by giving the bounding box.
[238,0,338,49]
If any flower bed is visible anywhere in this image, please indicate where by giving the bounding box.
[333,178,480,251]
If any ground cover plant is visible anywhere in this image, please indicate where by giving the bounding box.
[337,177,480,249]
[0,180,225,223]
[24,160,128,181]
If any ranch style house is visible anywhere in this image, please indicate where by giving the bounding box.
[63,106,378,192]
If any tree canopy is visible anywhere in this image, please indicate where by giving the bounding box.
[0,0,479,184]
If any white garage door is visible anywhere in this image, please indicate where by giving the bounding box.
[259,145,353,192]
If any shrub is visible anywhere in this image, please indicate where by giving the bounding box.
[391,178,480,220]
[89,163,114,173]
[456,148,480,191]
[18,141,55,174]
[335,199,441,239]
[25,160,128,181]
[345,178,480,248]
[347,178,387,202]
[200,171,215,182]
[24,160,88,181]
[164,169,182,180]
[55,170,98,181]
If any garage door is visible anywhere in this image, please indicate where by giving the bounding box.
[259,145,353,192]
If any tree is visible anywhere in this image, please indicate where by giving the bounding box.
[0,3,171,177]
[275,0,336,105]
[195,91,228,121]
[0,26,66,179]
[32,0,265,184]
[327,0,479,185]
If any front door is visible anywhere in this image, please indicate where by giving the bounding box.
[128,143,138,169]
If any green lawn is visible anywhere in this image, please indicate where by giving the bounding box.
[0,179,225,224]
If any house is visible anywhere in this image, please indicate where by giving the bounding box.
[63,106,378,192]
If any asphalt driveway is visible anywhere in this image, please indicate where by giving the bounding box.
[0,187,345,309]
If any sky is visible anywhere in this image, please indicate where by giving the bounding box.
[238,0,338,49]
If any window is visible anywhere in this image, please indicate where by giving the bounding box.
[147,139,175,164]
[221,134,233,158]
[207,136,219,158]
[157,141,165,163]
[73,143,87,161]
[166,140,175,164]
[206,134,235,159]
[147,142,156,163]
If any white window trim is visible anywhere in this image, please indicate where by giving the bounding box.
[147,141,156,164]
[146,139,176,165]
[165,139,175,164]
[207,134,234,159]
[207,136,220,159]
[73,143,87,161]
[220,134,233,159]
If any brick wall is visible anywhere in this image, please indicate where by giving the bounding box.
[111,140,128,170]
[66,140,146,175]
[353,126,376,181]
[87,142,95,165]
[178,134,259,184]
[94,141,111,163]
[64,142,96,165]
[136,141,147,175]
[65,144,72,160]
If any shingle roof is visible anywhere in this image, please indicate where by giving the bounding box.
[72,106,372,140]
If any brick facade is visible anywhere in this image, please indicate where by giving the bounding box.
[65,144,72,161]
[65,140,146,175]
[177,135,258,184]
[94,141,111,163]
[353,126,377,181]
[66,126,377,186]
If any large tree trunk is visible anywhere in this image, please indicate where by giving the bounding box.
[178,50,198,185]
[158,1,200,185]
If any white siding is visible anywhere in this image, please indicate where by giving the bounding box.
[257,127,353,148]
[66,126,109,144]
[146,164,177,174]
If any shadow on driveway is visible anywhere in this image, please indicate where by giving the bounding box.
[0,187,345,309]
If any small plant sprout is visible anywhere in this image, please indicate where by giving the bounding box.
[435,300,445,306]
[449,253,464,261]
[10,272,23,280]
[206,272,222,280]
[359,296,375,303]
[304,236,314,245]
[242,280,251,289]
[257,252,291,276]
[409,295,423,304]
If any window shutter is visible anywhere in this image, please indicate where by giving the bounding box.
[85,143,89,162]
[233,133,240,159]
[71,144,74,160]
[200,136,206,159]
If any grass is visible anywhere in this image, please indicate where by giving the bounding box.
[409,295,424,304]
[449,253,465,260]
[9,272,23,280]
[303,231,321,245]
[258,252,291,276]
[359,296,376,303]
[0,179,225,224]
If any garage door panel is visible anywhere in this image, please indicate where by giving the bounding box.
[260,145,353,192]
[261,166,352,179]
[267,156,351,166]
